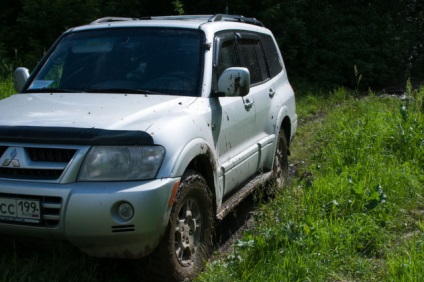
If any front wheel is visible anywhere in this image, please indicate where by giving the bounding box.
[146,170,214,281]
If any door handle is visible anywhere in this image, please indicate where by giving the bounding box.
[269,89,276,98]
[244,98,254,110]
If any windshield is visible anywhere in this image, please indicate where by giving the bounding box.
[26,28,203,96]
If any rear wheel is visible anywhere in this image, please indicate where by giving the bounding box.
[145,170,214,281]
[271,129,289,190]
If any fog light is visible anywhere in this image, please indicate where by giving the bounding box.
[118,202,134,221]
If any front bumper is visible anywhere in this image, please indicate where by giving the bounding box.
[0,177,178,258]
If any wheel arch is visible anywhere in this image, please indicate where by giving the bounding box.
[272,106,292,164]
[169,138,219,214]
[281,116,292,147]
[186,155,217,213]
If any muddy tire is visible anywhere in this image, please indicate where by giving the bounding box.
[144,170,214,281]
[270,129,289,190]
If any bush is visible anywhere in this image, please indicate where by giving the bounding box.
[0,76,14,99]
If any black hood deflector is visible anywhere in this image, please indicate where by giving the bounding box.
[0,126,153,145]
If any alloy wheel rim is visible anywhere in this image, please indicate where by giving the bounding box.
[174,197,202,266]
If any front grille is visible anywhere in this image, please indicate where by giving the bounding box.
[0,167,63,180]
[0,193,62,227]
[42,196,63,227]
[0,146,78,181]
[27,148,77,163]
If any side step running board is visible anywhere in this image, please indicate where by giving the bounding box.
[217,171,272,220]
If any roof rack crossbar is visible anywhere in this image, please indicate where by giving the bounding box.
[91,17,139,24]
[208,14,264,27]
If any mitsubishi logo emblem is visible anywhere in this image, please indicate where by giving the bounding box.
[2,148,20,167]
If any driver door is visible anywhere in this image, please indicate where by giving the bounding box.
[212,32,259,196]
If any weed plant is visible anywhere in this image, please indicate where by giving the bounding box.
[0,51,22,99]
[197,85,424,281]
[0,76,14,99]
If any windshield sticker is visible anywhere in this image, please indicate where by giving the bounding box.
[30,80,54,89]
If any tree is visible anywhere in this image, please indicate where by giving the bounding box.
[258,0,412,89]
[405,0,424,81]
[0,0,421,87]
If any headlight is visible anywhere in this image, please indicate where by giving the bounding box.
[78,146,165,181]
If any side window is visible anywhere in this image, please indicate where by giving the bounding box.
[238,39,263,84]
[214,31,272,91]
[260,34,283,78]
[254,42,269,81]
[236,32,270,85]
[217,39,239,79]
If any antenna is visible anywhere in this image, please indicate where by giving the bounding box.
[225,1,229,14]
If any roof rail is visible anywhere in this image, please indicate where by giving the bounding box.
[208,14,264,27]
[90,15,265,27]
[91,17,139,24]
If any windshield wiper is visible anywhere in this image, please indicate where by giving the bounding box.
[25,88,80,93]
[83,88,160,94]
[24,88,161,95]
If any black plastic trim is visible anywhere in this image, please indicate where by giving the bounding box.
[208,14,264,27]
[0,126,154,146]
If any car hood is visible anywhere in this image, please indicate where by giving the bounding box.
[0,93,197,131]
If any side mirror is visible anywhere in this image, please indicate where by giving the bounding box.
[217,67,250,97]
[14,67,30,92]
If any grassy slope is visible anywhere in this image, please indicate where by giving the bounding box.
[197,85,424,281]
[0,78,423,281]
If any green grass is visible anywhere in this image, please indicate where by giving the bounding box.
[0,236,136,281]
[197,85,424,281]
[0,76,14,99]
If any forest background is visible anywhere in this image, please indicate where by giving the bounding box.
[0,0,422,90]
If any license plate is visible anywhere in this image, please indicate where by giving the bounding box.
[0,197,41,223]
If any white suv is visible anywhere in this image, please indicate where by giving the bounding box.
[1,15,297,280]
